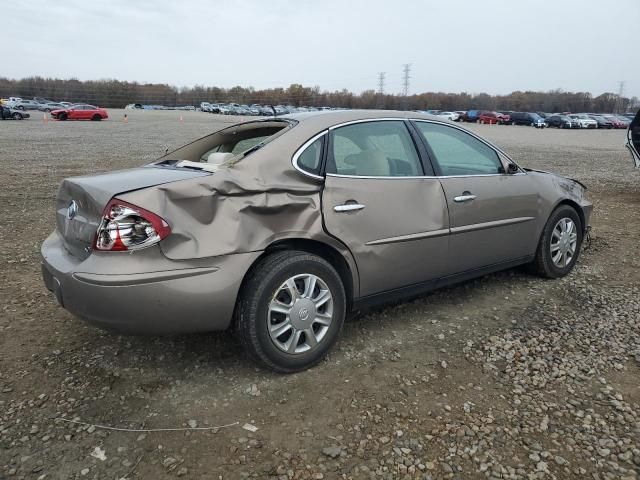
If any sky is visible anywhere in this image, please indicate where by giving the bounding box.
[4,0,639,98]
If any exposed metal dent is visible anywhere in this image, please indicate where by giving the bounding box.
[523,168,587,190]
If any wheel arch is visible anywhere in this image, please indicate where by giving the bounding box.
[234,238,357,326]
[554,198,586,233]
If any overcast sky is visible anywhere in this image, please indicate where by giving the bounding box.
[4,0,639,97]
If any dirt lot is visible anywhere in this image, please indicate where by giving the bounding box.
[1,110,639,480]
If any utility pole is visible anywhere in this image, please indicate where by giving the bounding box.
[402,64,411,110]
[377,72,385,108]
[615,81,625,113]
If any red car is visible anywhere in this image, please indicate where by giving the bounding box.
[602,115,627,129]
[479,111,511,125]
[50,104,108,121]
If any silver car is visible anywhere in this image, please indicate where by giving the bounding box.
[41,110,592,372]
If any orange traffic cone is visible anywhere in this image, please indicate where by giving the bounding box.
[179,114,184,123]
[123,114,128,123]
[42,113,48,123]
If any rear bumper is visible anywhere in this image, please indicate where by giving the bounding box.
[41,230,261,334]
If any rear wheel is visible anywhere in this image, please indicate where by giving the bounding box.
[91,114,102,121]
[530,205,583,278]
[236,250,346,373]
[12,112,23,120]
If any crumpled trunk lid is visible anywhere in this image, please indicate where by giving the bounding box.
[55,166,209,259]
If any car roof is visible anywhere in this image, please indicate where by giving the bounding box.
[280,109,443,133]
[227,108,480,174]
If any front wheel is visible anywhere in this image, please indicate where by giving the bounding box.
[530,205,583,278]
[58,113,68,121]
[236,251,346,373]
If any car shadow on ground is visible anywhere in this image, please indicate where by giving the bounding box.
[66,265,545,382]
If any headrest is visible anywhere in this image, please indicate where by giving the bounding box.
[344,150,390,176]
[207,152,234,164]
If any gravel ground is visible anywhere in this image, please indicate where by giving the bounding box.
[1,110,639,479]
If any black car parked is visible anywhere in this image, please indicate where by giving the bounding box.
[510,112,547,128]
[546,115,574,129]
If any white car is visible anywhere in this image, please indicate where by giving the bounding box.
[437,111,460,121]
[569,114,597,129]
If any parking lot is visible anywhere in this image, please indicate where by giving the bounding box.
[1,110,639,479]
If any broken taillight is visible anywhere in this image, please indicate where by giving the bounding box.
[93,198,171,251]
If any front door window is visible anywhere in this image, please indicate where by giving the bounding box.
[414,122,503,176]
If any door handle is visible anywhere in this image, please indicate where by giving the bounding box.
[453,193,477,203]
[334,203,365,212]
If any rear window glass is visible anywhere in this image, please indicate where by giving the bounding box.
[158,120,293,170]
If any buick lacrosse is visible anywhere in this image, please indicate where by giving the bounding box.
[42,110,592,372]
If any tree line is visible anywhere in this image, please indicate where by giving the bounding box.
[0,76,636,113]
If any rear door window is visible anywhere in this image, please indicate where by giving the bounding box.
[327,121,423,177]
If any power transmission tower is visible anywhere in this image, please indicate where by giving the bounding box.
[377,72,385,108]
[402,64,411,110]
[378,72,385,94]
[615,81,625,113]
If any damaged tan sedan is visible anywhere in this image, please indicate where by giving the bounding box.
[42,110,592,372]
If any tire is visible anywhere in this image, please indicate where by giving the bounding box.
[12,112,23,120]
[91,114,102,121]
[236,250,346,373]
[59,113,68,121]
[530,205,583,278]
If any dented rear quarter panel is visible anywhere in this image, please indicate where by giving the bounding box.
[118,118,362,295]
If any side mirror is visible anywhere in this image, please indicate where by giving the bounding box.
[506,163,519,174]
